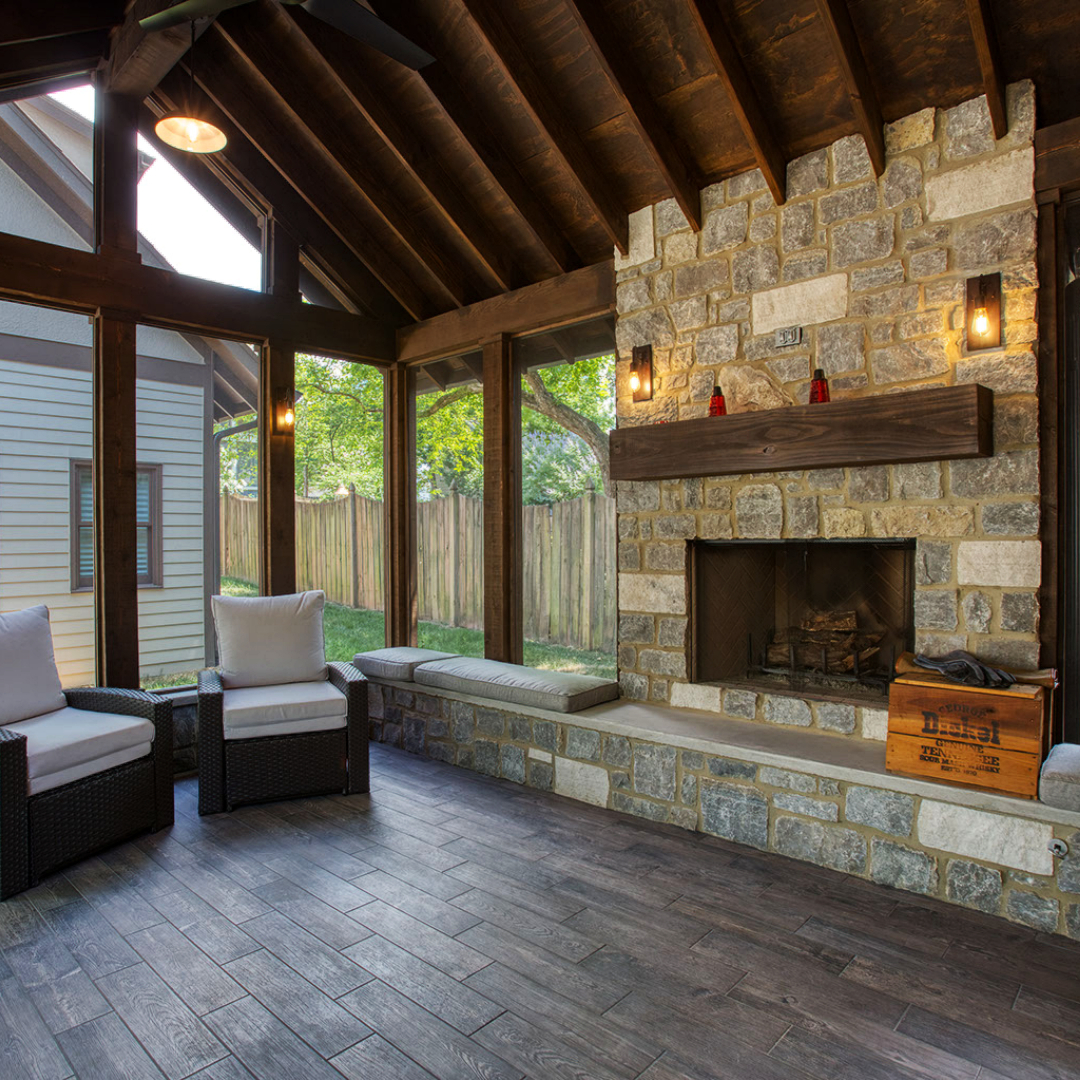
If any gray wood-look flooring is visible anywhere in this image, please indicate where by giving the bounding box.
[2,744,1079,1080]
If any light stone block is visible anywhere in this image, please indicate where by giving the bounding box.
[917,801,1054,875]
[669,682,721,712]
[926,149,1035,222]
[957,541,1041,588]
[618,573,687,615]
[527,747,553,762]
[554,757,610,808]
[861,707,888,742]
[614,206,655,270]
[751,274,848,336]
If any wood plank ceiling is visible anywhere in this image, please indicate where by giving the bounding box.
[6,0,1080,337]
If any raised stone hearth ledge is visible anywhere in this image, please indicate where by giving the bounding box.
[367,678,1080,939]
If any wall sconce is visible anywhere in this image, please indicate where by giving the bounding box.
[630,344,653,402]
[273,388,296,435]
[965,272,1001,351]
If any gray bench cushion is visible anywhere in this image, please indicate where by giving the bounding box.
[1040,743,1080,811]
[413,656,619,713]
[353,647,460,682]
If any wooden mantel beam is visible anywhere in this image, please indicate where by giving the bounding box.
[564,0,702,232]
[685,0,787,205]
[455,0,629,256]
[396,261,615,365]
[815,0,885,177]
[0,228,397,361]
[965,0,1008,140]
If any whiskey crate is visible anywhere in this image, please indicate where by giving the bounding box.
[886,674,1047,799]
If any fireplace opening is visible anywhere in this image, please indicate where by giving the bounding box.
[691,539,916,703]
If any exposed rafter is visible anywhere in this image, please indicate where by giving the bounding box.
[213,13,475,311]
[105,0,205,97]
[564,0,702,232]
[179,34,443,320]
[815,0,885,176]
[280,5,525,295]
[148,76,410,323]
[0,29,107,99]
[685,0,787,205]
[966,0,1008,140]
[454,0,629,255]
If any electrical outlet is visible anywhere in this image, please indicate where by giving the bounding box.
[775,325,802,347]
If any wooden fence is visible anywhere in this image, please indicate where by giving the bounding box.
[220,490,615,651]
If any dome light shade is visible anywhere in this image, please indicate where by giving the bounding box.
[154,113,227,154]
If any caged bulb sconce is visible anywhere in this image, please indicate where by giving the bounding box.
[273,388,296,435]
[965,272,1002,352]
[630,344,653,402]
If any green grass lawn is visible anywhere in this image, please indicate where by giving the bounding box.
[141,576,615,689]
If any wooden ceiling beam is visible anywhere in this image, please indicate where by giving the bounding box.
[965,0,1008,140]
[1,4,122,49]
[685,0,787,205]
[0,228,397,361]
[564,0,702,232]
[418,62,579,276]
[815,0,885,176]
[213,14,475,311]
[174,37,441,321]
[0,29,107,96]
[454,0,629,255]
[282,6,526,295]
[148,78,409,324]
[105,0,206,98]
[397,261,614,365]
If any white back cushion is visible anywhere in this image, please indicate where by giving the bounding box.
[0,605,66,725]
[212,591,327,689]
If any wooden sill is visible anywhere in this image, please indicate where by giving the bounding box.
[610,384,993,482]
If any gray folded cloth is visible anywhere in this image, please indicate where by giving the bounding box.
[912,650,1015,688]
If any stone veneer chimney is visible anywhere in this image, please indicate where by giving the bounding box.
[614,82,1041,742]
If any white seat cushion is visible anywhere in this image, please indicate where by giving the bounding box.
[223,681,347,741]
[413,657,620,713]
[0,605,66,726]
[212,591,328,689]
[352,647,459,682]
[8,706,154,795]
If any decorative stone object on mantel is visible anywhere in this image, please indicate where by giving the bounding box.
[613,79,1041,726]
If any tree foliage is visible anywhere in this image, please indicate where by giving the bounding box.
[215,352,615,505]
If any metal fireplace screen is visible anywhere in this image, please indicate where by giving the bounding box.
[692,539,915,699]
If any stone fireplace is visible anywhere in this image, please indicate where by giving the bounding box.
[691,538,915,702]
[613,81,1042,742]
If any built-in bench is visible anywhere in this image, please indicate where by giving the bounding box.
[363,670,1080,941]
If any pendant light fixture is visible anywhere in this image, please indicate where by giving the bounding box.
[154,22,227,154]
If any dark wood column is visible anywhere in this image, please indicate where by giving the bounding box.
[260,216,299,596]
[385,362,416,646]
[92,88,140,687]
[482,333,522,663]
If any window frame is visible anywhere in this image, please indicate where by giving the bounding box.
[70,460,163,591]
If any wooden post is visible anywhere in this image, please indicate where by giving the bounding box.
[582,480,595,650]
[349,483,360,610]
[92,85,140,687]
[385,363,416,645]
[260,215,298,596]
[449,479,460,627]
[482,333,523,663]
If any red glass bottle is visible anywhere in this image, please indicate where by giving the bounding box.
[708,384,727,416]
[809,368,830,404]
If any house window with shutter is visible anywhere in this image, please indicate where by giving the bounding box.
[71,461,163,590]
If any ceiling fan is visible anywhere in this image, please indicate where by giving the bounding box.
[140,0,435,70]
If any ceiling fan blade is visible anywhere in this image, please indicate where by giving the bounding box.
[299,0,434,69]
[139,0,255,33]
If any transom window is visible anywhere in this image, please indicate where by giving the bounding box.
[71,461,162,590]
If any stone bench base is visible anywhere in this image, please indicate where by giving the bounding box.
[368,678,1080,941]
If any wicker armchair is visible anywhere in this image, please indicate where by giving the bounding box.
[0,607,174,900]
[197,592,368,815]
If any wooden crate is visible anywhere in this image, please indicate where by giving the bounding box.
[886,674,1048,798]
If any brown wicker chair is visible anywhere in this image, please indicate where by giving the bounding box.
[197,662,368,814]
[0,649,174,900]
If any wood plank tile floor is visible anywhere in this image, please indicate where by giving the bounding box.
[3,743,1080,1080]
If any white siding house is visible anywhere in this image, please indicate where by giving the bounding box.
[0,96,257,687]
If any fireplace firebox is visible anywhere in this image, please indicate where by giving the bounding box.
[691,539,916,702]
